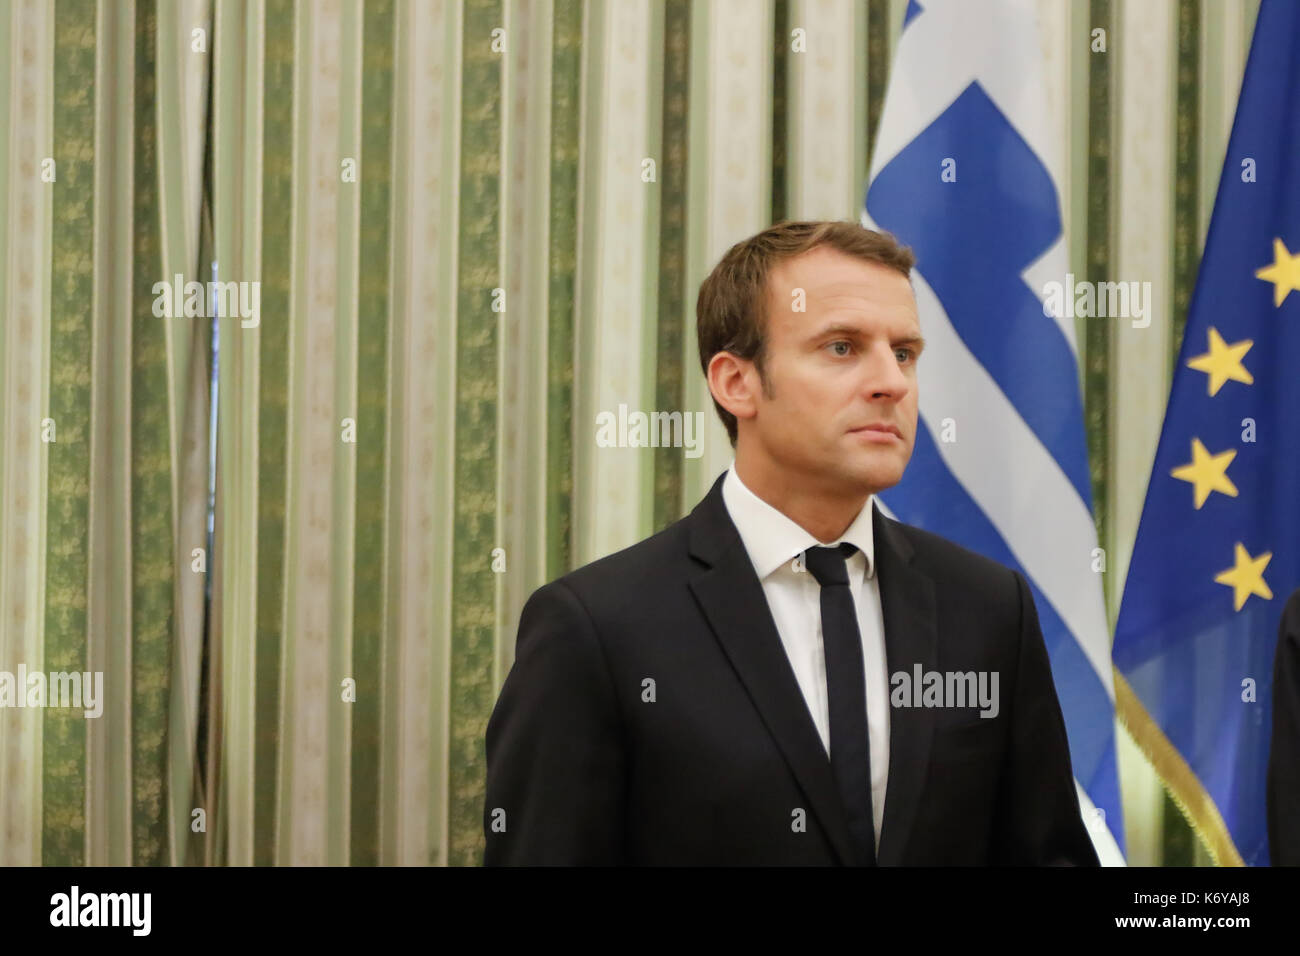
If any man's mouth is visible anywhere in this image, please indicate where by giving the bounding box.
[849,423,903,440]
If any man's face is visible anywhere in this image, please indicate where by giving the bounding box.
[740,245,923,496]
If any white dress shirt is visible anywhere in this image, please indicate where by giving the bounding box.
[721,460,890,850]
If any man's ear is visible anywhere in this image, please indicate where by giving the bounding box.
[707,351,759,427]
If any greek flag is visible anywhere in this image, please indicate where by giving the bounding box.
[862,0,1125,862]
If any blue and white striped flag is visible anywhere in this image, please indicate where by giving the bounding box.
[862,0,1125,863]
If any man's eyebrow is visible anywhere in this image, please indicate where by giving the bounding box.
[806,323,867,341]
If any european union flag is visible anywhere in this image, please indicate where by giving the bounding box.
[1112,0,1300,867]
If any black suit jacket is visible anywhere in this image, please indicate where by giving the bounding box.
[1268,587,1300,866]
[483,472,1099,865]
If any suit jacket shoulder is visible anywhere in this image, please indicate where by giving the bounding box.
[880,513,1027,638]
[541,512,700,632]
[557,500,1025,616]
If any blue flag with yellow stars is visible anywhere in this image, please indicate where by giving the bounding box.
[1112,0,1300,867]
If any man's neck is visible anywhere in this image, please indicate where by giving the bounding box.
[733,451,870,544]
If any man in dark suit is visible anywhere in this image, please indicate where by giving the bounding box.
[483,220,1099,866]
[1268,587,1300,866]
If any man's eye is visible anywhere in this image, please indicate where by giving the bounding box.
[895,348,915,364]
[827,341,852,356]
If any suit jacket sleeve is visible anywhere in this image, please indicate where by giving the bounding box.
[992,569,1101,865]
[483,579,627,865]
[1268,588,1300,866]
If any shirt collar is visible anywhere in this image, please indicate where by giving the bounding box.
[721,459,876,582]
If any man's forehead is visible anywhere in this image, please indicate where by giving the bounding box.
[770,252,910,298]
[768,260,915,321]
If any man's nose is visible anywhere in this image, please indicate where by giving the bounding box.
[861,342,910,400]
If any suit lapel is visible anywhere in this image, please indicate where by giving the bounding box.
[686,473,858,866]
[683,475,940,865]
[872,502,939,866]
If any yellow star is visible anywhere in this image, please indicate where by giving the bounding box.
[1213,543,1273,612]
[1186,327,1254,396]
[1170,438,1238,509]
[1255,237,1300,307]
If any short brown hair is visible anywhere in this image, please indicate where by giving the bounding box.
[695,220,915,447]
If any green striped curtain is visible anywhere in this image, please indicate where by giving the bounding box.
[0,0,1263,867]
[0,0,212,865]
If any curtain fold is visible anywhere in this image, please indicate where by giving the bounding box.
[0,0,212,866]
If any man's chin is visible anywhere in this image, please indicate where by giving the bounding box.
[842,452,908,495]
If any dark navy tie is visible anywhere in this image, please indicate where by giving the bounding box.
[803,542,877,866]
